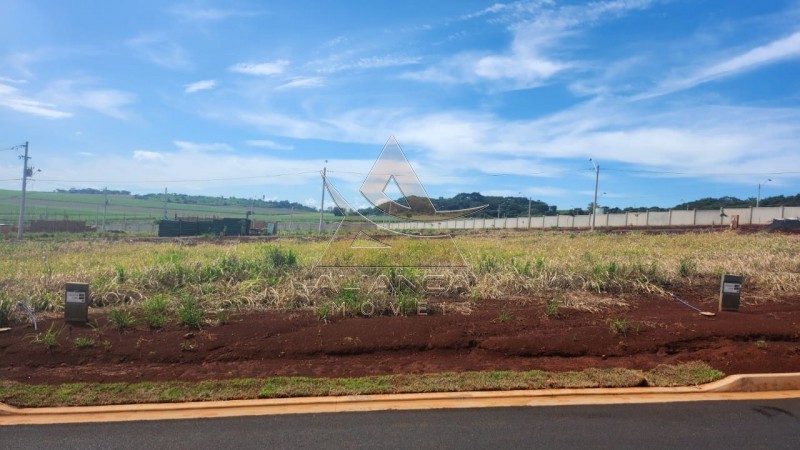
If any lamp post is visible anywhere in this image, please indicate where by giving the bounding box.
[756,178,772,208]
[589,158,600,231]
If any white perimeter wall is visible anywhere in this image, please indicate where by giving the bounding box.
[383,206,796,231]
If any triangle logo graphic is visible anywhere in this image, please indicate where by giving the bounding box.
[350,231,391,249]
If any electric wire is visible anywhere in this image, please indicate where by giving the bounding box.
[28,170,321,184]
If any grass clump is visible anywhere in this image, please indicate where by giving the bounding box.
[264,246,298,270]
[28,323,62,350]
[497,306,514,323]
[607,317,629,336]
[142,294,169,329]
[0,293,13,327]
[176,295,204,329]
[544,297,561,318]
[73,337,96,349]
[678,257,697,277]
[108,308,136,332]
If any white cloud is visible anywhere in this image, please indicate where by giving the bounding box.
[126,33,191,69]
[276,77,325,90]
[319,55,423,73]
[225,96,800,184]
[2,97,72,119]
[78,151,94,157]
[168,5,259,21]
[0,77,27,84]
[303,197,318,208]
[229,60,289,76]
[0,83,72,118]
[404,0,655,89]
[244,140,294,151]
[173,140,233,152]
[41,81,135,119]
[640,32,800,99]
[133,150,163,161]
[184,79,216,93]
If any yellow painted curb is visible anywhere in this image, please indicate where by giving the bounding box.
[1,373,799,426]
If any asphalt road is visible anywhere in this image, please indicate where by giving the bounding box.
[4,399,800,449]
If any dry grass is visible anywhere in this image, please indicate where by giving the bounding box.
[0,231,797,318]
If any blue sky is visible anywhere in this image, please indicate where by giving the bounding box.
[1,0,799,211]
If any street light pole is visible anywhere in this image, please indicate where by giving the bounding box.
[520,192,532,229]
[756,178,772,208]
[589,158,600,231]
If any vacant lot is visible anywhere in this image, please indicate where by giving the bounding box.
[1,230,798,406]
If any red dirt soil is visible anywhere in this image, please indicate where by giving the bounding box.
[2,288,799,384]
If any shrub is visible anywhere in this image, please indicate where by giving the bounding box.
[109,308,136,332]
[177,295,204,329]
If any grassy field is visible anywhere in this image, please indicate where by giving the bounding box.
[0,189,332,224]
[1,231,797,321]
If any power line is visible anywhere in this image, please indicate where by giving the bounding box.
[603,168,800,176]
[29,170,320,184]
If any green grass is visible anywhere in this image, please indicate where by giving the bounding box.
[142,295,169,329]
[0,188,337,224]
[73,337,96,348]
[28,323,62,350]
[108,308,136,332]
[176,295,204,329]
[0,293,13,327]
[0,362,724,408]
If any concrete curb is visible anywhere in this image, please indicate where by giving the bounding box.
[1,373,799,425]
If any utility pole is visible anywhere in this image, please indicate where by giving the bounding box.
[163,187,168,219]
[318,161,327,234]
[590,158,600,231]
[16,141,30,239]
[102,187,108,232]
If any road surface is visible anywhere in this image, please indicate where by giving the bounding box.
[4,399,800,449]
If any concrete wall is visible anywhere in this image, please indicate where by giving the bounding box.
[382,206,795,231]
